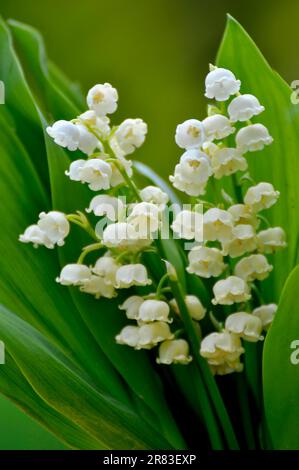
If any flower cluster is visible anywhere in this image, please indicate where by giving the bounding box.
[169,65,285,374]
[19,66,286,374]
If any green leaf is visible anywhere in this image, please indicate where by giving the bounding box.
[0,304,172,450]
[216,15,299,300]
[263,264,299,449]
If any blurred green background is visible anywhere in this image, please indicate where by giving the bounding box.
[0,0,297,450]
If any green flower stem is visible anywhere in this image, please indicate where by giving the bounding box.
[236,373,256,449]
[67,213,99,241]
[156,273,170,298]
[170,279,240,450]
[232,173,243,203]
[111,159,142,202]
[77,242,103,264]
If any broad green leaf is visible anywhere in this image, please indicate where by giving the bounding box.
[216,15,299,301]
[0,304,172,450]
[263,264,299,449]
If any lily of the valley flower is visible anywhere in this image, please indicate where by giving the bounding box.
[80,275,116,298]
[115,264,151,288]
[228,94,265,122]
[212,276,251,305]
[171,210,203,241]
[19,225,53,249]
[228,204,260,229]
[113,118,147,156]
[187,246,226,278]
[202,114,235,141]
[211,147,247,179]
[86,195,125,221]
[92,256,120,286]
[115,325,140,348]
[66,158,112,191]
[175,119,205,149]
[257,227,287,253]
[236,124,273,152]
[127,202,160,237]
[38,211,70,247]
[87,83,118,116]
[200,330,244,369]
[234,254,273,282]
[137,300,171,323]
[157,339,192,365]
[170,295,206,321]
[170,149,212,196]
[136,322,174,349]
[46,120,80,151]
[252,304,277,331]
[225,312,264,342]
[119,296,145,320]
[102,222,152,251]
[244,182,280,212]
[140,186,169,209]
[204,67,241,101]
[203,208,233,242]
[221,224,257,258]
[56,264,91,286]
[78,110,111,138]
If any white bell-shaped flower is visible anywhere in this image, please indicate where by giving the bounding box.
[221,224,257,258]
[66,158,112,191]
[228,94,265,122]
[46,120,80,151]
[203,208,233,242]
[212,276,251,305]
[92,256,120,286]
[116,325,140,348]
[202,141,219,157]
[119,296,145,320]
[200,330,244,365]
[228,204,260,229]
[211,147,247,179]
[19,224,53,249]
[78,110,111,138]
[136,322,174,349]
[202,115,235,141]
[37,211,70,247]
[56,264,91,286]
[236,124,273,152]
[127,202,160,237]
[102,222,152,251]
[225,312,264,342]
[210,360,244,376]
[170,149,211,196]
[112,118,147,156]
[80,275,116,298]
[75,123,100,155]
[140,186,169,210]
[170,295,206,321]
[205,67,241,101]
[257,227,287,253]
[175,119,205,149]
[234,254,273,282]
[187,246,226,278]
[157,339,192,365]
[104,155,133,187]
[115,264,151,288]
[86,195,125,221]
[171,210,203,241]
[137,299,171,323]
[244,182,280,212]
[252,304,277,331]
[87,83,118,116]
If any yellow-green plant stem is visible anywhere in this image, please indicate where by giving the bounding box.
[77,242,103,264]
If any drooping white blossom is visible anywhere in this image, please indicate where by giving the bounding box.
[234,254,273,282]
[170,149,212,196]
[46,120,80,151]
[80,275,116,298]
[37,211,70,247]
[75,123,100,155]
[140,186,169,210]
[115,264,151,288]
[175,119,205,149]
[156,339,192,365]
[244,182,280,213]
[115,325,140,348]
[127,202,160,237]
[236,124,273,152]
[252,304,277,331]
[170,295,206,321]
[171,210,203,241]
[112,118,148,156]
[202,114,235,141]
[102,222,152,251]
[92,256,120,286]
[228,204,260,229]
[86,195,125,221]
[66,158,112,191]
[78,110,111,138]
[212,276,251,305]
[87,83,118,116]
[137,299,171,323]
[187,246,226,278]
[225,312,264,342]
[205,67,241,101]
[119,296,145,320]
[211,147,247,179]
[19,225,53,249]
[221,224,257,258]
[136,322,174,349]
[56,264,91,286]
[203,208,233,242]
[228,94,265,122]
[257,227,287,253]
[200,330,244,367]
